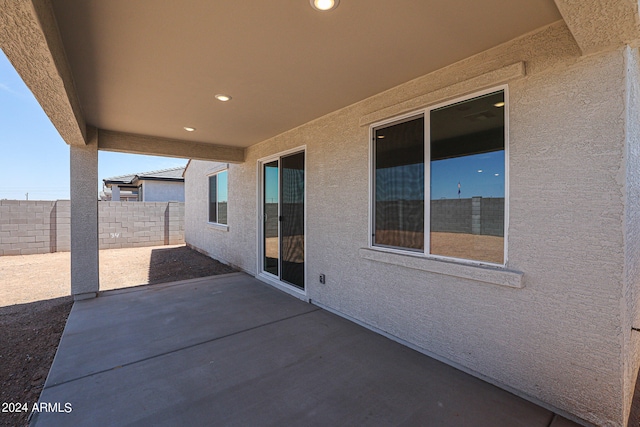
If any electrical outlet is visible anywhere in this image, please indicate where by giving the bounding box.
[319,274,326,284]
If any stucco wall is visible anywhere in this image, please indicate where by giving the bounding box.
[185,22,634,426]
[141,180,185,202]
[623,45,640,424]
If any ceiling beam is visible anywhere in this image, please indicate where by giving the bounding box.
[97,129,246,163]
[0,0,86,146]
[554,0,640,54]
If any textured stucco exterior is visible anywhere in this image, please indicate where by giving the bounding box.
[96,130,245,163]
[140,181,185,202]
[185,22,640,426]
[623,45,640,424]
[0,0,86,146]
[553,0,640,54]
[70,133,99,298]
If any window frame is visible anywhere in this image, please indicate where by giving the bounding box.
[208,169,229,226]
[369,85,509,267]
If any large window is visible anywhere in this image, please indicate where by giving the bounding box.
[372,88,506,265]
[208,170,228,225]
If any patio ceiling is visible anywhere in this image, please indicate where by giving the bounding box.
[1,1,638,160]
[48,0,562,149]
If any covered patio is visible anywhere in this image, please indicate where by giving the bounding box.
[32,272,576,426]
[4,1,640,424]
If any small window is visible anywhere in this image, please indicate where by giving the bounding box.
[209,170,228,225]
[372,88,506,265]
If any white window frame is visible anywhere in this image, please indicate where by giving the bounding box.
[369,85,509,267]
[207,168,229,228]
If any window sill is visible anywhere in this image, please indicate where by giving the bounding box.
[207,222,229,232]
[359,247,523,289]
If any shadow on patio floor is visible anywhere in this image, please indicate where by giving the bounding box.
[147,245,236,284]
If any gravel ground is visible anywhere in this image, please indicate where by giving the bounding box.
[0,245,236,427]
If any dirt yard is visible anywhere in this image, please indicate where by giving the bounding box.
[0,245,236,427]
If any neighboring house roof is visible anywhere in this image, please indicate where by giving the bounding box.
[103,166,185,187]
[182,160,191,178]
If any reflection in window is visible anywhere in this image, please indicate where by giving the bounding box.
[263,161,279,276]
[430,91,504,264]
[372,89,506,264]
[208,170,228,225]
[374,116,424,250]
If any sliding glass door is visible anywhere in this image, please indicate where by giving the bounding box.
[261,151,305,289]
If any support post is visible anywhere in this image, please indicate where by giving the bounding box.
[70,127,99,299]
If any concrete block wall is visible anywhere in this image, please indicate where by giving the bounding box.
[480,198,505,236]
[97,201,185,249]
[0,200,184,255]
[166,202,185,245]
[430,199,472,234]
[265,203,278,237]
[55,200,71,252]
[428,198,505,237]
[0,200,56,255]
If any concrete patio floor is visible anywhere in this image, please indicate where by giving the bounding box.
[31,272,581,426]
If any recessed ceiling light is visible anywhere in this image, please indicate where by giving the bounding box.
[477,170,483,173]
[377,135,385,139]
[494,173,500,176]
[183,127,196,132]
[310,0,339,11]
[493,102,505,107]
[215,94,231,102]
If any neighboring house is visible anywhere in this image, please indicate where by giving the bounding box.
[4,2,640,425]
[101,167,185,202]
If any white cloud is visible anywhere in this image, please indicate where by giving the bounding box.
[0,82,20,96]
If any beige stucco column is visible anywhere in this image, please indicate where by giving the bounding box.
[70,128,99,299]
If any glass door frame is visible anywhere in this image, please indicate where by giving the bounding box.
[256,146,307,300]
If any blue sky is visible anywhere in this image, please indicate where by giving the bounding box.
[431,151,505,199]
[375,151,505,202]
[0,50,187,201]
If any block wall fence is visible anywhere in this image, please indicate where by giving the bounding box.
[374,197,505,237]
[0,200,184,256]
